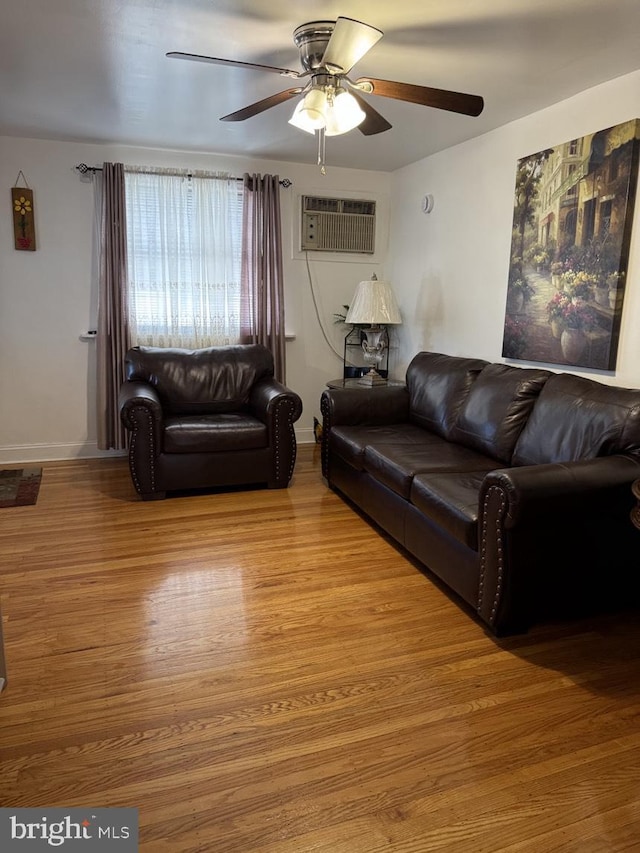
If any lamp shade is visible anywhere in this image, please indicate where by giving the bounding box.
[288,89,328,134]
[325,91,366,136]
[345,277,402,325]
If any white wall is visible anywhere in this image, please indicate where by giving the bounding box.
[5,69,640,464]
[388,69,640,390]
[0,137,391,462]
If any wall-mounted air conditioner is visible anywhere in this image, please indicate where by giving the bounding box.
[300,195,376,254]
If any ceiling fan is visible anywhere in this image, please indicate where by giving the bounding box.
[167,16,484,169]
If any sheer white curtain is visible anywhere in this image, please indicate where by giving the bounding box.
[124,168,243,348]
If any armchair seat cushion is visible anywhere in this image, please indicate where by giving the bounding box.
[163,414,268,453]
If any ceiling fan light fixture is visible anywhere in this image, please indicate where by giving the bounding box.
[288,88,327,133]
[289,87,365,137]
[325,90,366,136]
[288,100,318,134]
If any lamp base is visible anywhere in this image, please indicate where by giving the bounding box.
[357,369,387,386]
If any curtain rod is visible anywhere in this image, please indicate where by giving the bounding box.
[75,163,292,187]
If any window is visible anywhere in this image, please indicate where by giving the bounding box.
[124,169,243,348]
[599,199,612,238]
[609,155,620,182]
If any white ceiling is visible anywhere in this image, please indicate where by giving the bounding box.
[2,0,640,172]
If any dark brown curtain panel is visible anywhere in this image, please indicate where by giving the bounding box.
[96,162,130,450]
[240,173,286,382]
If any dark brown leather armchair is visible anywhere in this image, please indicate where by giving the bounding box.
[119,344,303,500]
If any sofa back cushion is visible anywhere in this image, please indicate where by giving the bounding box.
[451,363,551,464]
[513,372,640,465]
[125,344,274,415]
[407,352,488,439]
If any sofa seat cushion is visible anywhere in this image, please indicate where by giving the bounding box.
[330,423,434,471]
[451,363,550,463]
[410,471,488,550]
[363,442,498,500]
[163,414,268,453]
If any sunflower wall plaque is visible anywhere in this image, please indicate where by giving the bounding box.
[11,172,36,251]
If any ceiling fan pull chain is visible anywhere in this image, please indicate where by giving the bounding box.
[317,126,327,175]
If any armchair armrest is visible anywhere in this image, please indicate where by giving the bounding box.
[119,381,165,497]
[249,378,303,426]
[119,381,162,422]
[478,454,640,634]
[250,379,303,488]
[119,381,164,448]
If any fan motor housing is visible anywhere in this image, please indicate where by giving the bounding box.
[293,21,335,71]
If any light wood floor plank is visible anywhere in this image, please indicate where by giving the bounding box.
[1,445,640,851]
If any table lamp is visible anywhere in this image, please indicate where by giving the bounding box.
[345,274,402,385]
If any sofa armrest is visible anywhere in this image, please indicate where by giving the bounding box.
[320,385,410,427]
[482,454,640,524]
[320,385,410,481]
[478,454,640,634]
[250,379,303,487]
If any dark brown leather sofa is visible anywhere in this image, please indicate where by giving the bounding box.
[321,351,640,635]
[119,344,302,500]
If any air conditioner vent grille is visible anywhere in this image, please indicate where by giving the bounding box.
[301,195,376,254]
[341,199,376,216]
[304,196,340,213]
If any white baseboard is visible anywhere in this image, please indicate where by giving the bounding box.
[0,442,126,465]
[1,430,316,465]
[296,427,316,445]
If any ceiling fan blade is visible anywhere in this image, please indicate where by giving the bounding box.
[356,77,484,117]
[220,88,303,122]
[349,92,392,136]
[166,51,302,79]
[321,17,383,74]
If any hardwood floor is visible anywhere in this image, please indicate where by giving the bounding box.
[1,445,640,851]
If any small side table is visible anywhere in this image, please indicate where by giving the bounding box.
[631,479,640,530]
[326,378,406,390]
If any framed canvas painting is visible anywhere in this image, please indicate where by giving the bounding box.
[502,118,640,370]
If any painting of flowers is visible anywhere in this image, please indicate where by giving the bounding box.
[11,187,36,251]
[502,118,640,369]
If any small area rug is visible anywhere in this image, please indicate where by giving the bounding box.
[0,467,42,508]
